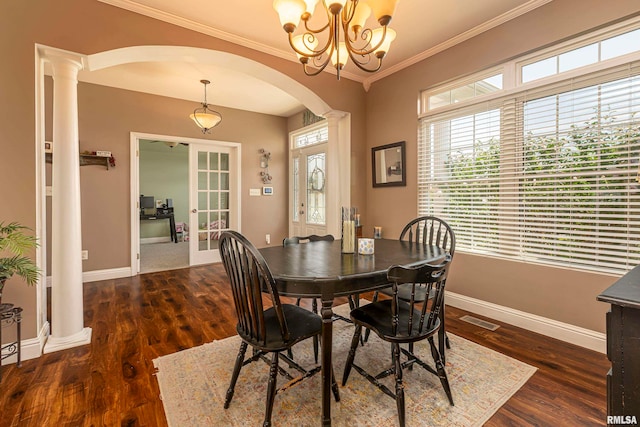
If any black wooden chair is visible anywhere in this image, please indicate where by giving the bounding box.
[342,260,454,427]
[366,216,455,363]
[219,231,339,427]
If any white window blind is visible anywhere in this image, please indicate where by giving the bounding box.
[419,61,640,274]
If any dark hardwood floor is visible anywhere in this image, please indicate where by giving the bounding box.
[0,264,609,426]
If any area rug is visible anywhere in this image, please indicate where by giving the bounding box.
[153,303,536,426]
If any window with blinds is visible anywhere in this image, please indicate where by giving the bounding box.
[418,63,640,274]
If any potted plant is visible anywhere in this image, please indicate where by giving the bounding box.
[0,222,39,305]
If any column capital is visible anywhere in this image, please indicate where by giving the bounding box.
[322,110,348,121]
[38,46,85,73]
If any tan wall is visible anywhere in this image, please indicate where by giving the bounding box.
[365,0,640,333]
[0,0,366,340]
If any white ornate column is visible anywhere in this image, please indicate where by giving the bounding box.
[324,110,350,236]
[41,48,92,353]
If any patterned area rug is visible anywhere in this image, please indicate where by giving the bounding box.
[153,303,536,426]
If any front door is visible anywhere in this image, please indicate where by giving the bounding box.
[290,140,328,237]
[189,142,240,265]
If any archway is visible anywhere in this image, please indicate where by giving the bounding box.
[35,44,350,355]
[85,45,332,117]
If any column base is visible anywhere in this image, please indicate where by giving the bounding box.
[43,327,92,354]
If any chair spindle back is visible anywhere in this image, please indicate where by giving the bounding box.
[387,258,451,337]
[400,216,455,257]
[220,231,289,346]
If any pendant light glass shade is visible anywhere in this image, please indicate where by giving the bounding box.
[190,112,222,130]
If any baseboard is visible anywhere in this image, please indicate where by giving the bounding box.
[82,267,133,283]
[46,267,134,287]
[1,321,49,366]
[141,237,172,244]
[446,291,606,354]
[44,327,92,354]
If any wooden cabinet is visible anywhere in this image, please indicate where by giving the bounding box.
[598,266,640,423]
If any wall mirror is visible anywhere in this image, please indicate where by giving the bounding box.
[372,141,406,187]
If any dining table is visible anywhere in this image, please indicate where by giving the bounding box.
[259,238,446,426]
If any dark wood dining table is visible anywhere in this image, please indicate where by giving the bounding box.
[260,238,446,426]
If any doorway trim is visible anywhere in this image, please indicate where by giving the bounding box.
[130,132,242,275]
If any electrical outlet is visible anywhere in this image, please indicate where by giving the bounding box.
[266,234,271,244]
[81,250,88,260]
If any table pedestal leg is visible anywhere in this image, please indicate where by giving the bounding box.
[321,296,336,426]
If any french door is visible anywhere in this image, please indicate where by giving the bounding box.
[189,142,240,265]
[290,142,329,237]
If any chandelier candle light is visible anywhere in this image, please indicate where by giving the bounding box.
[273,0,398,80]
[190,79,222,133]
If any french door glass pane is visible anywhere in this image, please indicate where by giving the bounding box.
[210,153,218,170]
[197,149,230,252]
[210,173,218,190]
[198,152,207,169]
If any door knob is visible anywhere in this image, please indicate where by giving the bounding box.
[191,209,197,213]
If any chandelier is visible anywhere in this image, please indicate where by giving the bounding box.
[273,0,398,80]
[190,79,222,133]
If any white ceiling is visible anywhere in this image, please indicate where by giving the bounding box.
[80,0,548,117]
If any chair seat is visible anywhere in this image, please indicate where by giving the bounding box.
[238,304,322,352]
[350,299,441,344]
[380,283,435,302]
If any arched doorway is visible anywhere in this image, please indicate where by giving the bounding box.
[35,44,351,354]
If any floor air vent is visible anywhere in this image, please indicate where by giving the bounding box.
[459,315,500,331]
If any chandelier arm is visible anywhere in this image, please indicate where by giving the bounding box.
[287,31,333,59]
[341,0,358,26]
[332,16,342,80]
[301,13,331,34]
[303,57,332,76]
[343,25,370,53]
[347,50,383,73]
[346,25,388,56]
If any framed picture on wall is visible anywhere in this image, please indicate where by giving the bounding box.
[372,141,406,187]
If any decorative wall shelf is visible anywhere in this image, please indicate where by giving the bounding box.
[45,153,112,170]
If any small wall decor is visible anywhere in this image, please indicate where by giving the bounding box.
[372,141,406,187]
[259,148,272,184]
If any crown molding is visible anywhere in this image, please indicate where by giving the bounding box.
[99,0,551,90]
[362,0,553,91]
[97,0,364,83]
